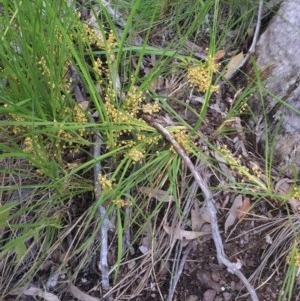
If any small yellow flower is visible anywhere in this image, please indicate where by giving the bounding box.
[127,148,145,163]
[98,175,113,191]
[287,245,300,267]
[113,199,132,208]
[291,186,300,200]
[122,87,144,116]
[187,55,219,93]
[142,102,160,114]
[173,129,194,153]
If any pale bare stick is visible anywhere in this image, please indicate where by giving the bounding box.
[93,132,115,290]
[143,116,259,301]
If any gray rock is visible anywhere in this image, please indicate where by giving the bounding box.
[250,0,300,171]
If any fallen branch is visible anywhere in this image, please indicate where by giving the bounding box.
[93,133,114,290]
[143,115,259,301]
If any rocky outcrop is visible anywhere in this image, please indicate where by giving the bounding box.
[250,0,300,172]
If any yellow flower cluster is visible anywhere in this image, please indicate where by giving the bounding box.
[4,105,28,135]
[74,21,163,162]
[113,199,132,208]
[38,56,50,78]
[73,104,88,136]
[295,251,300,267]
[122,86,145,116]
[217,144,251,179]
[106,30,117,61]
[20,102,88,165]
[287,246,300,267]
[142,102,160,114]
[291,186,300,200]
[187,55,219,93]
[81,23,105,49]
[98,174,113,191]
[172,128,194,153]
[81,24,117,56]
[126,148,145,163]
[23,136,46,164]
[105,102,129,124]
[103,84,162,160]
[250,164,262,178]
[93,58,104,84]
[136,133,160,145]
[23,136,35,153]
[56,103,88,143]
[239,103,248,113]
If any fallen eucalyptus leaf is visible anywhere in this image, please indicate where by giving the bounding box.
[224,52,244,79]
[191,202,211,231]
[68,283,101,301]
[236,197,251,219]
[18,286,61,301]
[274,178,293,194]
[224,195,243,233]
[163,224,206,240]
[139,186,174,202]
[214,49,226,62]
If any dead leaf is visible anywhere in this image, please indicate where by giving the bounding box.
[224,195,243,233]
[139,187,174,202]
[191,202,211,231]
[236,197,251,219]
[163,224,206,240]
[274,178,293,194]
[68,283,101,301]
[79,100,89,111]
[288,199,300,215]
[20,286,60,301]
[139,236,151,254]
[274,178,300,214]
[224,52,244,79]
[214,49,226,62]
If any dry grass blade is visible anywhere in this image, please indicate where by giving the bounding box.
[167,242,193,301]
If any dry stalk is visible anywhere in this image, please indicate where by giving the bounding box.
[143,115,259,301]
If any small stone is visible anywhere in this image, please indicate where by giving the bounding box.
[223,292,232,301]
[211,271,220,282]
[186,295,198,301]
[203,289,216,301]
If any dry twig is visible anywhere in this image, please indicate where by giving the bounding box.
[143,115,259,301]
[93,133,115,290]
